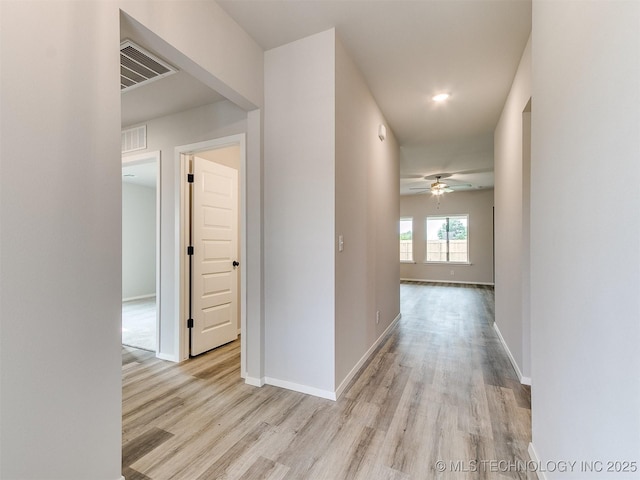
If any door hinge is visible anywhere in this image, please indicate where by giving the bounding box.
[187,173,194,183]
[187,246,194,255]
[187,318,194,329]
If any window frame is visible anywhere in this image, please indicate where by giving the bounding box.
[424,214,470,264]
[399,216,414,263]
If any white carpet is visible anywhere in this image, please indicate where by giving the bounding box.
[122,297,156,352]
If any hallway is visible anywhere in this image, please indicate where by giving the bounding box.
[122,282,531,479]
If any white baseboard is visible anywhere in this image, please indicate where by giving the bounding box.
[401,278,494,286]
[263,313,403,401]
[264,377,336,401]
[156,352,179,363]
[492,322,531,386]
[528,443,544,480]
[245,376,265,387]
[122,293,156,302]
[334,312,402,400]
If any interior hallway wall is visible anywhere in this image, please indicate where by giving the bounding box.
[493,35,532,383]
[0,1,264,478]
[0,3,123,479]
[122,182,157,300]
[264,29,400,398]
[264,29,337,395]
[531,2,640,474]
[335,35,400,391]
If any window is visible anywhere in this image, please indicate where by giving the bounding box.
[399,217,413,262]
[425,215,469,263]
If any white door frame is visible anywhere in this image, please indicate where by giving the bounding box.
[175,135,247,377]
[121,150,162,353]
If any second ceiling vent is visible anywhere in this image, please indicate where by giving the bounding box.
[120,40,177,92]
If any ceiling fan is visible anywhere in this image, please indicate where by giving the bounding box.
[408,173,472,195]
[402,167,492,192]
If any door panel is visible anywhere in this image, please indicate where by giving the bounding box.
[191,156,238,356]
[202,304,231,330]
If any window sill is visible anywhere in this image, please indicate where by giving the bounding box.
[401,261,416,264]
[424,262,472,266]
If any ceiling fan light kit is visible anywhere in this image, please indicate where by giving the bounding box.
[432,92,450,102]
[430,175,450,208]
[406,172,474,204]
[430,176,449,195]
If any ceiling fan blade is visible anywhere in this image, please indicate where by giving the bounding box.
[423,173,452,181]
[409,187,430,190]
[448,183,472,190]
[424,168,493,181]
[450,167,493,175]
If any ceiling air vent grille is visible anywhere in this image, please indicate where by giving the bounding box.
[122,125,147,153]
[120,40,177,92]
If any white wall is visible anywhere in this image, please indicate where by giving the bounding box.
[493,36,532,382]
[122,182,156,300]
[0,1,264,478]
[245,109,265,381]
[263,30,400,397]
[335,36,400,390]
[400,189,494,285]
[0,2,122,479]
[123,101,246,359]
[521,106,531,380]
[264,30,336,395]
[531,2,640,476]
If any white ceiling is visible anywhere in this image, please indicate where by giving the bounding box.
[121,70,226,127]
[217,0,531,194]
[121,1,532,195]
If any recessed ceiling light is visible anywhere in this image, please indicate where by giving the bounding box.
[432,93,450,102]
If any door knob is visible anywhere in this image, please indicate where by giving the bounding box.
[232,261,240,268]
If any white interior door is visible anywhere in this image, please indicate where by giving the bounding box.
[191,156,238,356]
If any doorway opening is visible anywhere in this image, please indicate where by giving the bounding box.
[122,151,161,352]
[177,136,247,376]
[119,11,255,375]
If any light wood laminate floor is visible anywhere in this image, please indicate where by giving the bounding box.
[122,282,532,480]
